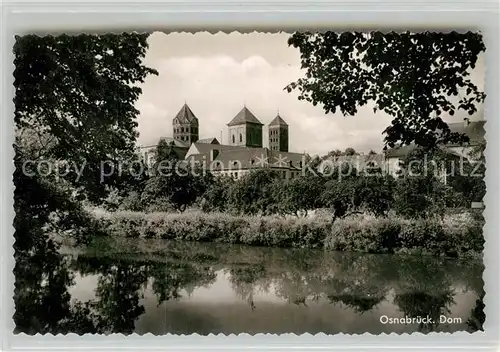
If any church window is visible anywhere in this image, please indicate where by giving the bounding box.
[232,135,235,144]
[239,133,242,143]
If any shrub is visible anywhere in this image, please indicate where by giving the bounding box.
[95,209,483,257]
[119,191,144,211]
[325,212,483,257]
[326,215,402,253]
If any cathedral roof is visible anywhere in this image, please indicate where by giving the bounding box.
[227,106,263,126]
[186,144,305,170]
[173,103,198,124]
[269,114,288,126]
[159,137,189,148]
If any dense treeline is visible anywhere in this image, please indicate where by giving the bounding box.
[96,209,483,257]
[107,141,485,222]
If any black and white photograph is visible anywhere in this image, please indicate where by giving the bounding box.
[13,30,485,335]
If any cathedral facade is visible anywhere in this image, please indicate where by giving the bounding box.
[140,103,305,180]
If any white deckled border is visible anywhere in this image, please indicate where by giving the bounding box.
[1,0,498,351]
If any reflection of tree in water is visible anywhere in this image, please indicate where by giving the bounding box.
[224,248,483,326]
[73,256,217,333]
[394,290,455,333]
[15,232,484,335]
[328,294,385,313]
[273,272,316,307]
[92,264,148,334]
[14,237,100,335]
[390,255,469,333]
[466,289,485,332]
[227,265,268,310]
[71,256,149,334]
[148,262,216,304]
[15,249,217,335]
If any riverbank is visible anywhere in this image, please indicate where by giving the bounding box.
[91,209,483,258]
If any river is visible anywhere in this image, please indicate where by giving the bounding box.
[19,238,484,335]
[58,238,485,335]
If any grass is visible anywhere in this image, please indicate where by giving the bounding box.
[92,209,484,257]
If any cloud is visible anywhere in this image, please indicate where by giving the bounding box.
[135,32,484,156]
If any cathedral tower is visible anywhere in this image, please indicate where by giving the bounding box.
[227,106,263,148]
[268,113,289,152]
[173,103,199,145]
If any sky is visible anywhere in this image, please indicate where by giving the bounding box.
[135,31,485,156]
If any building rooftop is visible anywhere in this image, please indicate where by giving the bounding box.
[269,114,288,126]
[196,137,220,144]
[447,120,485,146]
[321,153,387,171]
[139,137,189,149]
[159,137,190,148]
[227,106,263,126]
[186,143,305,170]
[173,103,199,124]
[384,120,485,158]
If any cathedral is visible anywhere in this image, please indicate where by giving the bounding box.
[140,103,305,180]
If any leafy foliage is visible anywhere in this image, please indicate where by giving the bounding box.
[273,175,323,216]
[393,145,485,217]
[228,169,280,215]
[286,31,485,148]
[14,33,158,201]
[140,139,212,212]
[201,176,235,212]
[13,33,157,333]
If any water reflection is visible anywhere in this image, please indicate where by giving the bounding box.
[15,238,484,335]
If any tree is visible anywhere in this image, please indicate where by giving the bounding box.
[303,154,323,174]
[201,176,234,212]
[321,179,359,222]
[13,33,157,333]
[356,172,396,216]
[140,139,210,212]
[326,149,343,158]
[229,169,280,215]
[393,147,453,217]
[155,138,179,162]
[15,34,158,202]
[344,147,357,156]
[286,31,485,149]
[274,175,324,216]
[446,144,486,204]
